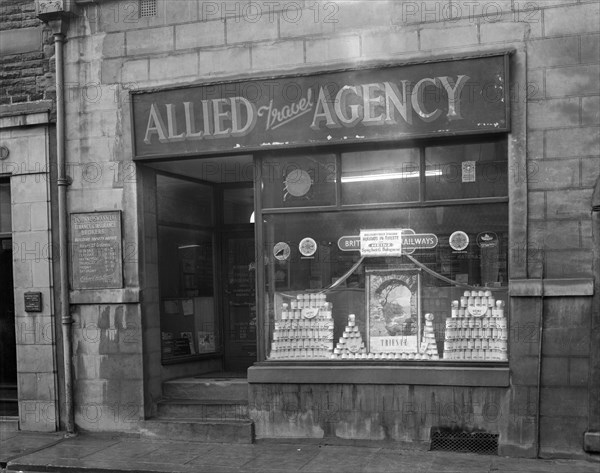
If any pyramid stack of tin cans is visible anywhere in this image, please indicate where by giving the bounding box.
[331,314,367,359]
[443,290,508,361]
[420,313,440,360]
[269,293,334,359]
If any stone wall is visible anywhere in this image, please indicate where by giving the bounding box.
[0,0,60,433]
[0,0,55,106]
[73,0,599,279]
[0,108,58,432]
[62,0,599,457]
[249,383,512,447]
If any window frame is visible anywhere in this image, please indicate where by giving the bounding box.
[254,133,511,368]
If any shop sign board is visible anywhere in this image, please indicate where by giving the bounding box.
[338,236,361,251]
[131,54,509,160]
[70,211,123,290]
[339,231,438,253]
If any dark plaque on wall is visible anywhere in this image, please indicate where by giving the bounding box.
[70,211,123,290]
[24,292,42,312]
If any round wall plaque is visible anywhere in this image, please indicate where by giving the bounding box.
[299,237,317,257]
[449,231,469,251]
[284,169,312,197]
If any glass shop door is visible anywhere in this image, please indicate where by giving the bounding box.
[222,231,256,372]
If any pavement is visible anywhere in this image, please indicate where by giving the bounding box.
[2,428,599,473]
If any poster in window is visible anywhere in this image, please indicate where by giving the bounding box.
[197,331,216,353]
[366,268,422,353]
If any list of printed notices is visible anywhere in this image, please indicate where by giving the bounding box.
[71,211,123,290]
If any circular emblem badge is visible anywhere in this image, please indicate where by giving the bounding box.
[273,242,291,261]
[449,231,469,251]
[467,306,487,317]
[302,307,320,319]
[284,169,312,197]
[346,338,362,353]
[299,237,317,257]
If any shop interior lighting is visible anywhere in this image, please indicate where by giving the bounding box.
[341,169,443,183]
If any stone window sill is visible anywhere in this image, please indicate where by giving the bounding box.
[248,362,509,387]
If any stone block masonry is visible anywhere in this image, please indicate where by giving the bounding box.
[0,0,55,106]
[1,120,59,432]
[71,303,144,431]
[49,0,600,459]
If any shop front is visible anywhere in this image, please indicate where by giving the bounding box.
[132,51,528,452]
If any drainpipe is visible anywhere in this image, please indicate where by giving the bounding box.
[534,267,544,458]
[54,25,75,436]
[43,12,74,435]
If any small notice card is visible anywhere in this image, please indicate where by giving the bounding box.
[359,229,403,257]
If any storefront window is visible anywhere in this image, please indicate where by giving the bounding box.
[341,147,420,205]
[425,141,508,200]
[261,138,509,362]
[157,175,218,361]
[262,153,337,209]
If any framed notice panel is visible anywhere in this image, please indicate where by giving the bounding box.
[71,211,123,290]
[366,267,422,353]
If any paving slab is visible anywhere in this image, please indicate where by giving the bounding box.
[491,456,600,473]
[3,431,599,473]
[361,450,434,473]
[427,451,494,473]
[239,444,320,471]
[0,431,64,467]
[299,445,384,472]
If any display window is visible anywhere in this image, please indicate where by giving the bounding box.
[157,174,219,361]
[262,153,337,209]
[341,148,420,205]
[260,137,509,362]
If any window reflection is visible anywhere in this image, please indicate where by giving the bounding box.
[341,148,419,204]
[425,141,508,200]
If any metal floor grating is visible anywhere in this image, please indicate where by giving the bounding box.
[430,429,499,455]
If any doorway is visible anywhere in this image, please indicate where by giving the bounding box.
[150,156,257,375]
[220,185,256,372]
[1,182,17,414]
[0,238,17,415]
